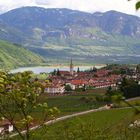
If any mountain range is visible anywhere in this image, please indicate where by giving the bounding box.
[0,7,140,64]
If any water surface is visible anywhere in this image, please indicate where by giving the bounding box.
[10,65,105,74]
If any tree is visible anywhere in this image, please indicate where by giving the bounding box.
[56,69,61,76]
[136,64,140,73]
[104,86,113,103]
[111,92,124,107]
[77,67,80,73]
[119,78,140,98]
[92,67,97,72]
[65,84,72,91]
[0,71,59,140]
[106,86,112,95]
[136,1,140,10]
[52,69,57,75]
[129,0,140,10]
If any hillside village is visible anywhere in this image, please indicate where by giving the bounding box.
[43,61,140,94]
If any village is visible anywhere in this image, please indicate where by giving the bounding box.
[44,61,140,94]
[0,62,140,136]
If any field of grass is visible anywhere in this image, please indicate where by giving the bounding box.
[13,108,140,140]
[8,87,140,140]
[0,89,107,125]
[13,90,107,127]
[33,108,140,140]
[128,99,140,106]
[32,90,107,119]
[119,98,140,107]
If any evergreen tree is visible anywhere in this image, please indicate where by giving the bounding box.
[77,67,80,73]
[56,69,61,76]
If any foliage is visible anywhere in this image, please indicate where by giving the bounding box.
[31,73,48,80]
[51,69,57,76]
[137,64,140,73]
[65,85,72,92]
[105,87,124,106]
[77,67,80,73]
[129,0,140,10]
[120,77,140,98]
[46,93,106,115]
[0,71,59,140]
[21,108,140,140]
[128,0,140,10]
[136,1,140,10]
[56,69,61,76]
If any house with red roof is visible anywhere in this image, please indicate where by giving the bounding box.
[70,79,85,88]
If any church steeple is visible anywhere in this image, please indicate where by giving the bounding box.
[70,59,74,75]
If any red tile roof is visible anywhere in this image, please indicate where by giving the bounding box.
[71,79,84,85]
[59,71,70,75]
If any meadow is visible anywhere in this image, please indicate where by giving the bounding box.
[32,88,107,119]
[32,108,140,140]
[13,108,140,140]
[8,89,140,140]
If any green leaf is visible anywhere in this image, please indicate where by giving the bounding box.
[136,1,140,10]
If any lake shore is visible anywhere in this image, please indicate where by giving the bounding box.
[10,64,106,74]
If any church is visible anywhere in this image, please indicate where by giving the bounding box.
[70,59,74,75]
[58,59,75,77]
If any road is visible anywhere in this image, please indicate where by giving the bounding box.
[10,106,107,138]
[126,97,140,101]
[10,96,140,138]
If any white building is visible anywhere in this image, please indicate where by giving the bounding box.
[45,86,65,94]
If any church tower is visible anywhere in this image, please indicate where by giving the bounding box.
[70,59,74,75]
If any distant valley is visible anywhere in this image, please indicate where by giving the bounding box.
[0,7,140,65]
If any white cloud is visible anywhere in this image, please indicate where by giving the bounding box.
[0,0,140,16]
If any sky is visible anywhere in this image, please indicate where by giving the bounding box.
[0,0,140,16]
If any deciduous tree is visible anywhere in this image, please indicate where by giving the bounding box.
[0,71,59,140]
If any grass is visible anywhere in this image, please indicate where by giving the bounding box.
[0,89,107,124]
[31,108,140,140]
[119,98,140,107]
[128,99,140,106]
[12,108,140,140]
[8,88,140,139]
[4,89,106,124]
[0,40,45,70]
[8,93,140,140]
[33,90,107,119]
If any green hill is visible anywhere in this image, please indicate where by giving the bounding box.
[0,40,45,70]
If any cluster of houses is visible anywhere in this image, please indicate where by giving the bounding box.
[44,60,122,94]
